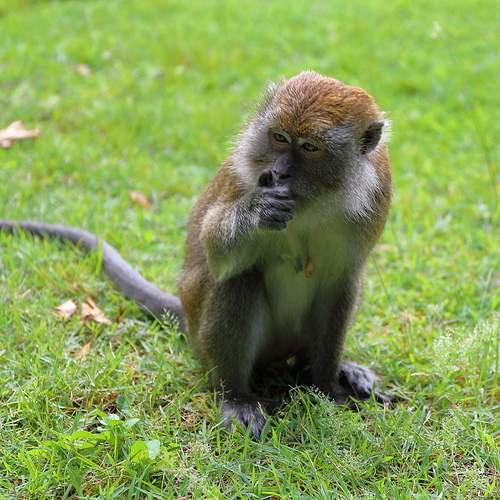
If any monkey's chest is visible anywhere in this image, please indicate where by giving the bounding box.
[262,228,350,336]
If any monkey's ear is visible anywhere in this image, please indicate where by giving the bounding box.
[360,121,384,154]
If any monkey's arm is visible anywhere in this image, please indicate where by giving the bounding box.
[0,219,185,329]
[198,170,295,280]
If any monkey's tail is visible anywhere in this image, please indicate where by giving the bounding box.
[0,219,186,331]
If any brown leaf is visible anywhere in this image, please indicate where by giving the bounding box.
[81,298,112,325]
[0,121,41,149]
[129,190,153,209]
[76,341,92,358]
[75,63,91,76]
[52,299,78,320]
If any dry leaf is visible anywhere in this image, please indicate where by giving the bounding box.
[75,63,91,76]
[129,190,153,209]
[0,121,41,149]
[76,341,92,358]
[52,299,78,320]
[81,298,112,325]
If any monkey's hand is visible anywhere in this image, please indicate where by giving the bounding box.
[198,170,295,279]
[252,185,295,231]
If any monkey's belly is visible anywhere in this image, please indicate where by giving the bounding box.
[258,259,318,362]
[256,217,356,363]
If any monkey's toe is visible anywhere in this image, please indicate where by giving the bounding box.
[221,395,281,439]
[334,360,394,405]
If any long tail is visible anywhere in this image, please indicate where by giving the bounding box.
[0,219,186,331]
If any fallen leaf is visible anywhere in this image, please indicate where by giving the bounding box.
[376,243,394,251]
[81,298,112,325]
[0,121,41,149]
[75,63,91,76]
[76,341,92,358]
[52,299,78,320]
[129,190,153,209]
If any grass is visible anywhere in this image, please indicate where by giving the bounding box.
[1,0,499,498]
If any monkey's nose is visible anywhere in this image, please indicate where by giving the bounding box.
[258,170,274,187]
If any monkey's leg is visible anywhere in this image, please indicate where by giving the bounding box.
[199,272,280,439]
[305,280,390,404]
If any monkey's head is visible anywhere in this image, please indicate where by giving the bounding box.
[237,71,389,211]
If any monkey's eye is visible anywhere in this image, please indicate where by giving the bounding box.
[302,142,320,152]
[273,132,289,143]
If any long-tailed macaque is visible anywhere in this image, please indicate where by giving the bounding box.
[1,71,392,438]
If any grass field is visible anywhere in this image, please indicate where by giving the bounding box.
[1,0,499,498]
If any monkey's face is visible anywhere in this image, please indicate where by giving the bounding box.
[235,71,387,215]
[244,121,373,204]
[264,127,345,197]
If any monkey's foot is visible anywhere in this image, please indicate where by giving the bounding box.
[221,395,282,439]
[333,361,393,405]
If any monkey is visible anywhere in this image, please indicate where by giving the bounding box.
[0,71,392,438]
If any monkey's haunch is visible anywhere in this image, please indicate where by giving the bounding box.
[0,219,185,330]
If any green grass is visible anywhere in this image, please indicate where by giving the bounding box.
[1,0,499,498]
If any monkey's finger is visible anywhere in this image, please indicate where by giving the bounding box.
[373,389,396,405]
[259,219,288,230]
[261,207,294,221]
[261,185,292,199]
[259,209,294,229]
[265,198,295,211]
